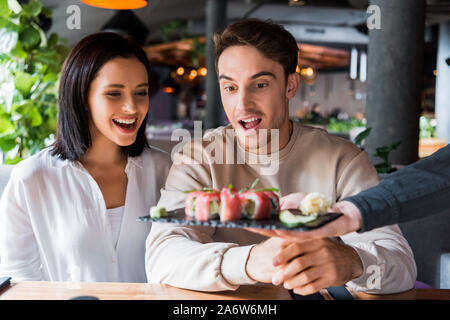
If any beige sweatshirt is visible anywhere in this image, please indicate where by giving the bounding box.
[146,121,416,293]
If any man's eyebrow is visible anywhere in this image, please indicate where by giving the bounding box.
[218,72,276,81]
[250,71,276,79]
[218,74,234,81]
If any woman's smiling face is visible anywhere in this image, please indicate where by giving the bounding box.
[87,56,149,147]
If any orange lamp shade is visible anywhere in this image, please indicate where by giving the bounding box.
[81,0,147,10]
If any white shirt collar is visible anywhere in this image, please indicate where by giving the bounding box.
[49,150,143,171]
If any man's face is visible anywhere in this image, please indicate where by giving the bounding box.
[217,45,298,153]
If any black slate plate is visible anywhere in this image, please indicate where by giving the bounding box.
[137,208,342,231]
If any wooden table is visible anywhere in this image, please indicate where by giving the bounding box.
[1,281,450,300]
[0,281,291,300]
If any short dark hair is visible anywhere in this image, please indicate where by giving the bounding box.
[51,32,150,161]
[214,19,299,81]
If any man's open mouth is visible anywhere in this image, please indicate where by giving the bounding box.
[112,118,137,131]
[239,117,262,130]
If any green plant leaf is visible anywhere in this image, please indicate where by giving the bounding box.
[11,101,37,123]
[0,1,12,18]
[11,101,29,115]
[354,127,371,148]
[33,48,59,66]
[47,33,58,46]
[28,106,42,127]
[0,135,17,152]
[4,156,23,164]
[375,163,396,174]
[14,71,38,97]
[10,40,26,58]
[374,140,401,173]
[42,72,57,83]
[0,16,18,30]
[19,24,41,49]
[40,7,51,18]
[22,0,42,17]
[0,118,15,134]
[46,117,57,132]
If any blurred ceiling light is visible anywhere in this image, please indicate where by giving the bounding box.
[189,69,198,80]
[162,86,175,94]
[176,67,185,76]
[289,0,306,7]
[300,67,314,77]
[199,67,207,77]
[81,0,148,9]
[300,67,317,85]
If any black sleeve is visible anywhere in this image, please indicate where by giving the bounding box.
[343,144,450,232]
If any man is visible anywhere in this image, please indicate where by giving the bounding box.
[145,19,416,295]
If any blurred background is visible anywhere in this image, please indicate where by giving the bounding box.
[1,0,450,169]
[2,0,450,290]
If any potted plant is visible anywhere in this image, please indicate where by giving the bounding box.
[353,127,401,176]
[0,0,69,164]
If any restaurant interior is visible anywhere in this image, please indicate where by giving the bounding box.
[1,0,450,301]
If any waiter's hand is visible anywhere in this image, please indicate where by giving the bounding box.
[246,195,363,242]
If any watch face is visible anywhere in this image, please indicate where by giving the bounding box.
[446,57,450,66]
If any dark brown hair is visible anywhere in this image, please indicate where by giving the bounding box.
[214,19,299,81]
[51,32,150,161]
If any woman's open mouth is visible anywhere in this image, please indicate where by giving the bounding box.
[112,118,137,134]
[239,117,262,131]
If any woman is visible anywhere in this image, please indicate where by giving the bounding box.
[0,32,171,282]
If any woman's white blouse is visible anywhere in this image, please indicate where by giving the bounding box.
[0,146,171,283]
[106,206,125,249]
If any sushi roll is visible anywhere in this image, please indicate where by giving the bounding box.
[263,190,280,216]
[238,178,280,217]
[239,190,271,220]
[185,191,203,218]
[220,186,242,221]
[194,191,221,221]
